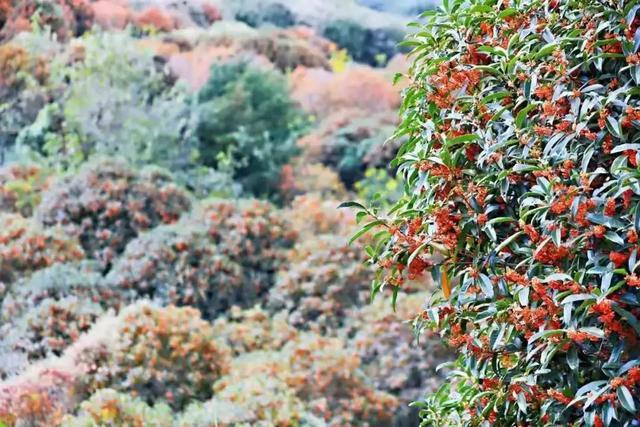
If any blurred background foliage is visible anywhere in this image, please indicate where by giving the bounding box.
[0,0,446,426]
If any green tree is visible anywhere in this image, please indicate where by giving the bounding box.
[195,62,302,198]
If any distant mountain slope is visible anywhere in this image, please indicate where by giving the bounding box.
[356,0,439,16]
[211,0,407,30]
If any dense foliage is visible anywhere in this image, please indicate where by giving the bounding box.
[195,61,303,198]
[36,159,191,265]
[352,0,640,425]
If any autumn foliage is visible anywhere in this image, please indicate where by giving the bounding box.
[0,1,453,425]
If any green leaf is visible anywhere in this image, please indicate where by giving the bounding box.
[491,323,506,350]
[606,116,623,139]
[498,8,517,19]
[534,43,558,59]
[407,241,430,269]
[483,224,497,241]
[516,392,527,414]
[578,327,605,339]
[543,273,573,282]
[528,329,564,344]
[391,285,400,311]
[617,385,636,413]
[487,217,515,225]
[604,231,625,246]
[349,220,384,245]
[515,103,538,129]
[567,346,579,370]
[338,201,367,210]
[517,286,530,306]
[612,304,640,336]
[478,274,495,298]
[627,5,640,26]
[602,271,614,293]
[561,293,596,304]
[584,384,612,409]
[576,380,609,397]
[446,134,480,146]
[610,143,640,154]
[494,231,523,254]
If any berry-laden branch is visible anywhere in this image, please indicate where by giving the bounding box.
[348,0,640,425]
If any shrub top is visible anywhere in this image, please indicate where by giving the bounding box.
[36,159,191,265]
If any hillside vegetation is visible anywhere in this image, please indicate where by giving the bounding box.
[0,1,448,426]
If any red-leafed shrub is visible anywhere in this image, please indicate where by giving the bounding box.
[213,333,398,426]
[0,43,48,95]
[36,159,191,266]
[106,199,296,319]
[285,193,357,238]
[0,0,10,28]
[279,162,347,203]
[1,262,119,364]
[105,222,246,320]
[353,1,640,425]
[240,28,332,71]
[61,389,173,426]
[202,3,222,24]
[1,0,94,41]
[75,303,231,411]
[134,7,178,33]
[267,235,371,331]
[290,66,400,116]
[0,368,76,426]
[10,295,105,361]
[0,213,84,285]
[91,0,132,30]
[203,199,297,273]
[346,292,450,424]
[212,305,298,356]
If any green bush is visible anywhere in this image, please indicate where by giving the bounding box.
[195,62,302,198]
[354,0,640,425]
[322,19,403,66]
[235,2,295,28]
[17,32,198,173]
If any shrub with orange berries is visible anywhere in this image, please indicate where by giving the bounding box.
[36,159,190,266]
[0,213,84,286]
[350,0,640,425]
[75,303,231,411]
